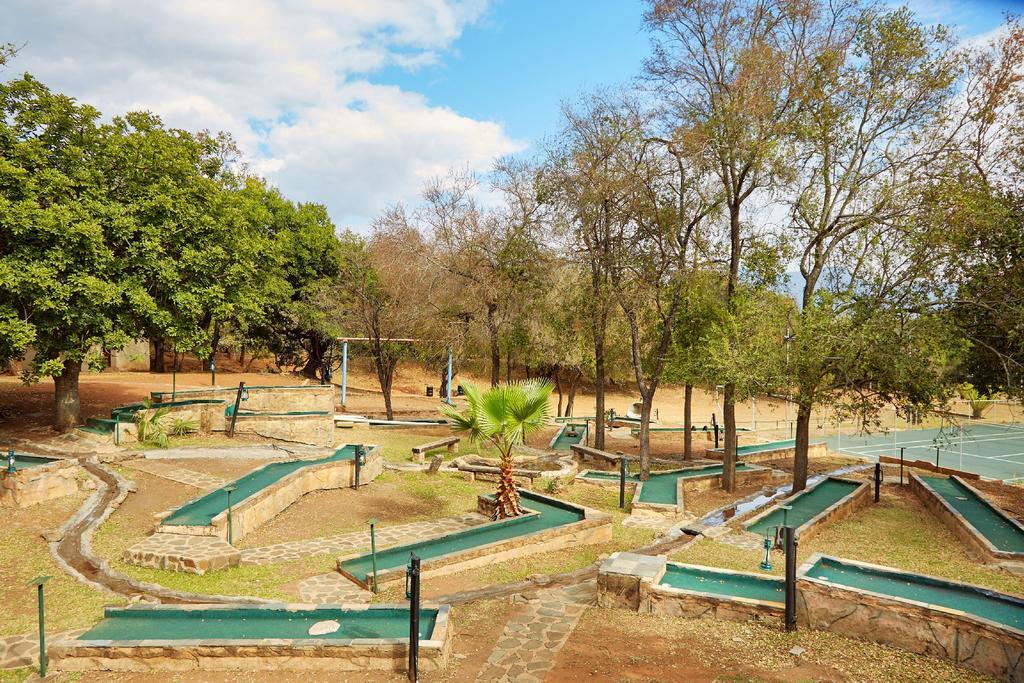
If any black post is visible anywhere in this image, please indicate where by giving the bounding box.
[618,454,627,509]
[900,447,905,485]
[873,462,882,503]
[935,446,940,469]
[784,526,797,632]
[210,356,216,386]
[228,381,245,437]
[408,552,421,682]
[354,445,364,490]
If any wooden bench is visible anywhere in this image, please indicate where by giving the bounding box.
[412,436,459,463]
[571,444,622,467]
[457,463,542,485]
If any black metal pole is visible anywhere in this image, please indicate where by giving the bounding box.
[618,455,627,508]
[784,525,797,632]
[408,552,420,682]
[228,381,245,437]
[900,447,905,485]
[935,446,940,469]
[873,462,881,503]
[354,445,363,490]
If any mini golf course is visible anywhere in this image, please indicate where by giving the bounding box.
[338,491,600,587]
[916,476,1024,554]
[579,463,759,506]
[77,605,438,641]
[52,603,452,673]
[4,452,58,468]
[550,422,588,451]
[659,563,783,604]
[804,555,1024,631]
[162,444,366,527]
[745,477,863,536]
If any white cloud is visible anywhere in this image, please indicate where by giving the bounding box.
[2,0,520,229]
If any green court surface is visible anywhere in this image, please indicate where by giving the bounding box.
[6,453,58,469]
[338,492,584,585]
[746,478,860,536]
[78,606,435,641]
[918,476,1024,553]
[162,445,361,527]
[806,556,1024,631]
[551,423,588,451]
[580,463,756,506]
[828,422,1024,481]
[660,564,783,604]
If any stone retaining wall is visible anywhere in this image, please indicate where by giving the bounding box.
[797,555,1024,683]
[115,402,227,444]
[49,603,451,674]
[908,472,1024,567]
[0,458,84,507]
[152,385,335,413]
[226,412,334,447]
[344,493,612,589]
[597,553,783,623]
[158,447,383,543]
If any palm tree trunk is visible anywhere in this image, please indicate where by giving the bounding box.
[495,448,525,518]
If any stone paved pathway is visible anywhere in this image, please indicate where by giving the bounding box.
[712,529,766,550]
[622,509,697,531]
[124,459,227,490]
[474,582,595,683]
[239,513,487,565]
[298,573,374,603]
[0,630,83,669]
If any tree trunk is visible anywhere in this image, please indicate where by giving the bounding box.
[487,302,500,387]
[593,332,606,450]
[554,369,564,418]
[377,362,395,421]
[566,369,581,417]
[506,347,512,384]
[150,338,166,373]
[683,384,693,461]
[53,358,82,432]
[301,336,325,380]
[638,394,654,480]
[793,402,812,493]
[495,448,525,518]
[722,383,737,492]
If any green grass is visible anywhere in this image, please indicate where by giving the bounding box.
[672,487,1024,596]
[0,494,119,637]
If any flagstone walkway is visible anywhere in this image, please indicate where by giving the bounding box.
[123,459,226,490]
[474,582,596,683]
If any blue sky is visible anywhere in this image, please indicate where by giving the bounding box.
[4,0,1021,228]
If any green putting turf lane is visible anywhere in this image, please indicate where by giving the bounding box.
[338,492,584,585]
[6,453,59,469]
[78,606,436,641]
[919,476,1024,553]
[737,439,795,455]
[580,463,756,505]
[660,564,783,603]
[746,478,860,535]
[161,445,360,527]
[806,556,1024,631]
[552,423,587,450]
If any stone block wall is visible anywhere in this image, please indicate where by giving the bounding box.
[0,459,84,507]
[152,385,336,413]
[706,442,828,464]
[228,412,334,447]
[798,573,1024,683]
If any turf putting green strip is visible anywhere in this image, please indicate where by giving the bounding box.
[806,556,1024,631]
[580,463,756,505]
[919,476,1024,553]
[161,445,358,527]
[746,478,860,535]
[78,606,436,641]
[660,564,783,604]
[552,423,587,450]
[7,454,59,469]
[338,492,584,585]
[737,439,795,455]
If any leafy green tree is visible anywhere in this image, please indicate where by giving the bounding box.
[0,75,142,429]
[442,380,553,518]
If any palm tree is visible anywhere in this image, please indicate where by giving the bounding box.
[442,379,553,518]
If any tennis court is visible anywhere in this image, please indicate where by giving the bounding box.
[829,420,1024,481]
